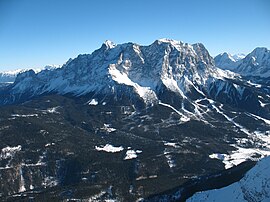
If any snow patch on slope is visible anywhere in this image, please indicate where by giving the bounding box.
[101,124,116,133]
[95,144,124,153]
[0,145,22,160]
[42,107,60,114]
[88,99,98,105]
[11,114,38,118]
[124,150,141,160]
[109,64,158,103]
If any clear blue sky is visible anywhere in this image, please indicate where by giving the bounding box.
[0,0,270,71]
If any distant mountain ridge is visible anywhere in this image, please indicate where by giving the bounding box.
[214,47,270,79]
[214,53,245,71]
[0,65,61,83]
[237,47,270,78]
[0,69,24,83]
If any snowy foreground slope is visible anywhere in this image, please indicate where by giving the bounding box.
[187,156,270,202]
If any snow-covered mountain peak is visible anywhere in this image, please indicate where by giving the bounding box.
[248,47,270,63]
[152,39,214,66]
[236,47,270,77]
[192,43,214,65]
[0,39,247,107]
[215,47,270,78]
[232,53,246,61]
[216,52,245,62]
[214,52,242,71]
[103,40,116,49]
[154,39,195,54]
[219,52,235,61]
[251,47,269,54]
[156,38,183,46]
[15,69,36,82]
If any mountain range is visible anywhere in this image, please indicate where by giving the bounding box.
[0,69,23,83]
[0,65,61,84]
[1,39,269,116]
[0,39,269,201]
[215,48,270,82]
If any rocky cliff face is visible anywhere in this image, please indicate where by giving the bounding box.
[1,39,268,117]
[5,39,217,102]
